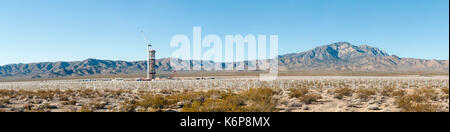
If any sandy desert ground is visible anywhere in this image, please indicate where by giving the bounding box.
[0,76,448,112]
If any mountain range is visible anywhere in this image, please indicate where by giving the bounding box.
[0,42,448,80]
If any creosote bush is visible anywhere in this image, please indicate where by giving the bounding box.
[289,88,309,98]
[117,99,139,112]
[381,86,395,97]
[441,88,449,99]
[182,88,277,112]
[139,94,174,109]
[356,88,377,101]
[414,88,438,101]
[391,89,406,98]
[0,98,10,106]
[300,94,322,104]
[395,94,438,112]
[395,88,441,112]
[333,87,353,99]
[78,105,94,112]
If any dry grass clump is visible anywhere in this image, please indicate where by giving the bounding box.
[78,105,94,112]
[300,94,322,104]
[117,99,139,112]
[395,94,438,112]
[23,104,34,112]
[381,86,395,97]
[242,88,277,112]
[381,86,406,98]
[139,94,174,109]
[289,88,309,98]
[0,89,15,97]
[183,96,245,112]
[90,102,107,110]
[392,89,406,98]
[115,90,230,112]
[289,88,321,104]
[0,98,10,107]
[62,100,77,105]
[182,88,277,112]
[332,87,353,99]
[414,88,439,101]
[78,89,103,98]
[395,88,441,112]
[441,88,449,99]
[356,88,377,101]
[244,88,277,102]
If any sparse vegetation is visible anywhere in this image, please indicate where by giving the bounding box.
[414,88,439,101]
[395,94,439,112]
[182,88,277,112]
[394,88,443,112]
[333,87,353,99]
[78,105,94,112]
[0,98,10,106]
[441,87,449,99]
[300,94,322,104]
[381,86,395,97]
[391,89,406,98]
[0,77,447,112]
[139,94,173,109]
[356,88,377,101]
[289,88,309,98]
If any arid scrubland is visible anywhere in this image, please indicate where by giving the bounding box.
[0,76,448,112]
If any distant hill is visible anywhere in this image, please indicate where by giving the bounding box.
[0,42,448,79]
[277,42,449,72]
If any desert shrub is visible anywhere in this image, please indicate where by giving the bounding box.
[62,100,77,105]
[79,89,98,98]
[0,90,15,97]
[300,94,322,104]
[414,88,438,101]
[395,94,438,112]
[106,89,125,96]
[139,94,174,109]
[381,86,395,97]
[442,88,449,94]
[289,88,309,98]
[392,89,406,98]
[243,88,277,101]
[24,104,33,111]
[160,89,173,94]
[0,98,10,106]
[242,88,277,112]
[182,88,277,112]
[244,99,277,112]
[395,88,442,112]
[117,99,139,112]
[89,102,106,110]
[356,88,377,101]
[333,87,353,99]
[64,89,75,95]
[78,105,94,112]
[34,90,54,100]
[182,94,243,112]
[59,96,70,102]
[441,88,449,99]
[183,97,244,112]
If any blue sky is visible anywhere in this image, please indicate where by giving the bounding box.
[0,0,448,65]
